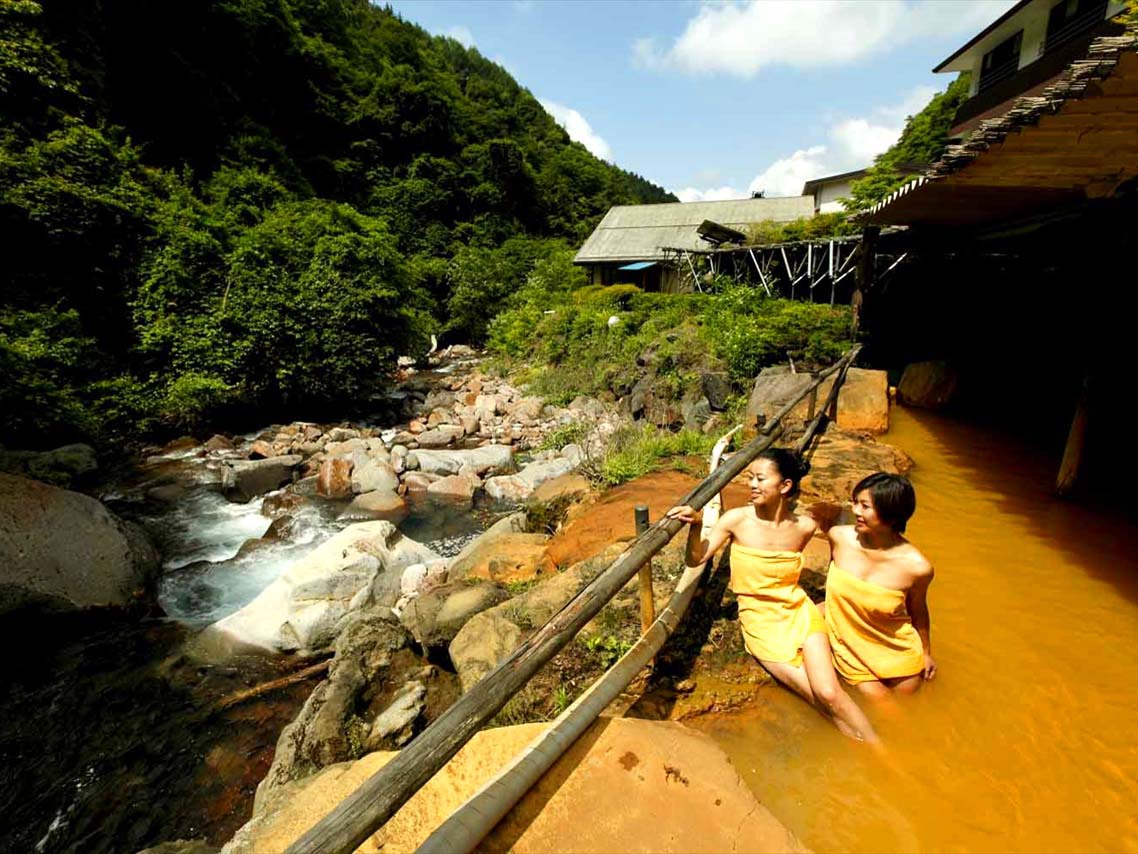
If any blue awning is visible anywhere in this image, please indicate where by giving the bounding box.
[617,261,657,271]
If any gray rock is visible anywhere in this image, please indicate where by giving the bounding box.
[350,459,398,494]
[483,457,574,504]
[0,442,98,487]
[745,370,816,433]
[221,456,303,502]
[898,361,959,409]
[414,428,454,448]
[254,612,410,810]
[0,473,159,615]
[337,489,408,524]
[400,581,508,650]
[449,544,622,690]
[365,681,426,749]
[701,372,731,411]
[412,445,513,476]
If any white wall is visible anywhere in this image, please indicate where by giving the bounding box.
[815,179,855,213]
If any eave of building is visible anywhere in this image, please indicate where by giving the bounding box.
[863,27,1138,229]
[933,0,1035,73]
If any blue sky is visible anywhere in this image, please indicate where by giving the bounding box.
[385,0,1016,200]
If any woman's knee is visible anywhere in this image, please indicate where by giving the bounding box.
[813,680,840,709]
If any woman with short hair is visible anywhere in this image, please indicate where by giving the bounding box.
[825,472,937,697]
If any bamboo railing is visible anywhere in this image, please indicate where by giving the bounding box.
[286,347,861,854]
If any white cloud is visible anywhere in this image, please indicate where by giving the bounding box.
[679,86,937,200]
[674,185,749,203]
[444,25,474,48]
[539,99,613,161]
[748,145,830,197]
[634,0,1016,77]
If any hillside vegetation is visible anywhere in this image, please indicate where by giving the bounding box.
[0,0,671,447]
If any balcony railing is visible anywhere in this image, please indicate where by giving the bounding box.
[978,59,1021,93]
[952,18,1123,131]
[1045,2,1108,54]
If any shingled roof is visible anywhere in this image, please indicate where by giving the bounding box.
[574,196,814,264]
[864,23,1138,227]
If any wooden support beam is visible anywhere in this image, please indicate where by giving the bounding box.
[852,226,878,333]
[1056,379,1090,497]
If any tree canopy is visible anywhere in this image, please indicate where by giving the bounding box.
[0,0,673,447]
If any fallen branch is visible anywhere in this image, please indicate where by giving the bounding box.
[214,659,331,712]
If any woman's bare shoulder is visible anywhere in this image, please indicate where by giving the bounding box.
[828,524,856,542]
[898,542,934,578]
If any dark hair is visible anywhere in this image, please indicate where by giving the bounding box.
[852,472,916,533]
[755,448,804,498]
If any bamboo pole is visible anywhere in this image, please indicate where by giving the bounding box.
[285,349,860,854]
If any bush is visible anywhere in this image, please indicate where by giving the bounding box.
[593,424,716,487]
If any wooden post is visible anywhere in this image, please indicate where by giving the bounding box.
[852,225,878,334]
[1056,378,1090,497]
[634,506,655,636]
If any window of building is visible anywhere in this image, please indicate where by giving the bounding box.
[1045,0,1108,53]
[979,30,1023,92]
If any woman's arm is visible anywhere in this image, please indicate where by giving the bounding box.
[666,506,735,566]
[908,567,937,680]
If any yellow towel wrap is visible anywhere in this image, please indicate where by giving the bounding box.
[824,562,925,684]
[730,544,825,666]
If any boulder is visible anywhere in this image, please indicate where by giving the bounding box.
[247,440,275,460]
[350,459,398,495]
[701,372,732,411]
[425,472,480,508]
[413,429,452,449]
[510,396,544,422]
[367,680,426,748]
[221,456,303,502]
[530,472,591,504]
[337,490,408,524]
[817,367,890,434]
[400,581,508,650]
[315,457,353,499]
[743,370,816,438]
[398,560,449,598]
[412,445,512,476]
[324,438,368,458]
[205,521,439,653]
[226,718,804,854]
[0,473,159,615]
[253,612,411,808]
[483,457,574,504]
[449,544,621,690]
[447,532,549,583]
[204,434,235,452]
[898,360,959,409]
[798,429,914,507]
[445,511,526,580]
[0,442,99,487]
[568,395,606,418]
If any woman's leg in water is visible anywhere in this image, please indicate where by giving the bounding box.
[801,632,879,743]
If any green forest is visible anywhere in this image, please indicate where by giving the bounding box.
[1,0,673,448]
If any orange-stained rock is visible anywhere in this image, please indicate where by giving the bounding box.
[316,457,353,499]
[530,472,591,504]
[449,532,549,583]
[817,367,889,434]
[225,717,807,854]
[543,470,749,571]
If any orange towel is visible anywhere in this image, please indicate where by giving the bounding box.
[824,562,924,683]
[731,544,825,666]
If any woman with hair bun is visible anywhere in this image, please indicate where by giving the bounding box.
[667,448,878,744]
[825,472,937,696]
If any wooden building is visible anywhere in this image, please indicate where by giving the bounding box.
[859,14,1138,496]
[573,196,814,293]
